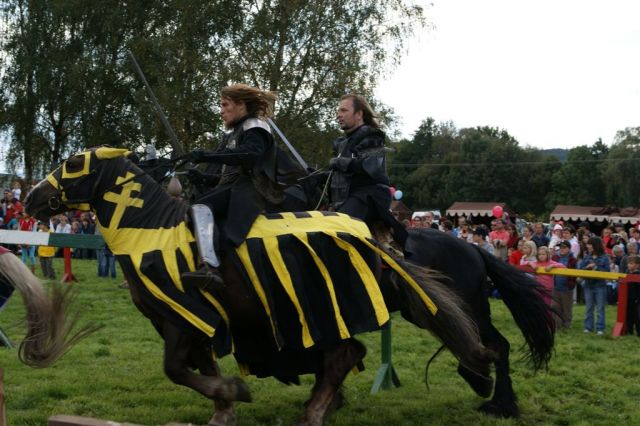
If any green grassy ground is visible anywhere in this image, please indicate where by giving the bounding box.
[1,258,639,425]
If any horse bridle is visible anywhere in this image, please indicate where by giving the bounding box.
[47,153,189,210]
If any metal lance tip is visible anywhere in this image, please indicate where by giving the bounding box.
[167,176,182,197]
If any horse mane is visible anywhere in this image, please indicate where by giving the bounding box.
[93,155,190,232]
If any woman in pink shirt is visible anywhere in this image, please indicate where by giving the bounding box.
[521,246,566,305]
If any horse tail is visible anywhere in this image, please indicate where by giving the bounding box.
[475,246,555,371]
[389,259,496,376]
[0,252,100,367]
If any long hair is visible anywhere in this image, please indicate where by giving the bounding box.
[0,253,100,367]
[587,236,605,256]
[522,240,537,261]
[340,94,380,129]
[221,84,277,119]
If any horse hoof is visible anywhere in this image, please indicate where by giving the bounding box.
[479,400,519,418]
[208,410,236,426]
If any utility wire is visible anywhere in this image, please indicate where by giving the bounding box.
[387,156,638,169]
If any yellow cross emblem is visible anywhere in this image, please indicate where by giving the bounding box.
[103,172,144,229]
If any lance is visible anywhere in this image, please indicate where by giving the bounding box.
[128,51,186,157]
[266,117,309,171]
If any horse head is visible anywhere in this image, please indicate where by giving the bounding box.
[25,146,135,222]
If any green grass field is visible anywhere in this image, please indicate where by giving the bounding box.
[1,258,639,425]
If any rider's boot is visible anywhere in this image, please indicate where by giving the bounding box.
[181,204,224,291]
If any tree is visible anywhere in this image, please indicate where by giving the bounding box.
[545,140,609,209]
[388,119,558,217]
[222,0,425,166]
[0,0,425,177]
[600,127,640,206]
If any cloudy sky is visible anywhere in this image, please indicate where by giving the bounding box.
[376,0,640,149]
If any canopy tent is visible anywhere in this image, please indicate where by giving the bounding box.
[550,205,640,225]
[445,202,512,218]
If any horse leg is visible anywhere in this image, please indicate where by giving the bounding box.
[304,374,346,413]
[299,339,366,426]
[162,322,251,406]
[477,325,519,418]
[188,342,237,426]
[457,316,494,398]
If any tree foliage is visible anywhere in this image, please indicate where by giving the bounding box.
[0,0,424,179]
[385,119,640,219]
[600,127,640,207]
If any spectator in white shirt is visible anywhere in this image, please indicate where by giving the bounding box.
[55,215,71,234]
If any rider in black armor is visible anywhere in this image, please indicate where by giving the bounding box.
[181,84,281,288]
[328,94,407,249]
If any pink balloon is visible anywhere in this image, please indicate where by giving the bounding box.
[492,205,503,218]
[390,186,396,196]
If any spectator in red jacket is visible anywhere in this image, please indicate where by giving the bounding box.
[18,212,37,272]
[602,226,617,255]
[506,223,520,250]
[508,238,524,266]
[3,197,23,226]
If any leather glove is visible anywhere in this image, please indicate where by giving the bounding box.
[328,157,352,172]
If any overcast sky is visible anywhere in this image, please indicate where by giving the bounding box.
[376,0,640,149]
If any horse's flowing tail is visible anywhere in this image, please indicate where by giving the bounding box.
[475,246,555,371]
[0,253,100,367]
[390,259,496,376]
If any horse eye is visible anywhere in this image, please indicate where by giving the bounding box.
[65,155,85,173]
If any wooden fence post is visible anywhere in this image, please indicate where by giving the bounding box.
[370,321,400,394]
[613,274,640,337]
[61,248,77,283]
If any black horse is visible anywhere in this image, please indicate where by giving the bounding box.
[25,147,494,426]
[402,228,555,418]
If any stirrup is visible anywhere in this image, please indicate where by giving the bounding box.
[371,223,404,259]
[382,240,404,258]
[181,265,224,292]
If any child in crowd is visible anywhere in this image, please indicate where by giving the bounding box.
[519,240,537,265]
[508,238,524,266]
[11,181,22,201]
[37,222,56,280]
[18,212,37,273]
[552,240,577,329]
[625,255,640,336]
[521,246,566,305]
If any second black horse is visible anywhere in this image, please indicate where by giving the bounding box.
[399,228,555,418]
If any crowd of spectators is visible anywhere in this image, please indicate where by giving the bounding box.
[1,181,117,281]
[405,212,640,336]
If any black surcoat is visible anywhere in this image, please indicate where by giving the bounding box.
[196,116,279,246]
[329,125,407,245]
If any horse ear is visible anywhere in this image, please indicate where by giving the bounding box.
[95,147,132,160]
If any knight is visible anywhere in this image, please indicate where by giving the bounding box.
[181,84,281,289]
[328,94,407,252]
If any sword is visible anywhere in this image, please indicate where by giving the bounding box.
[266,117,309,171]
[128,51,186,157]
